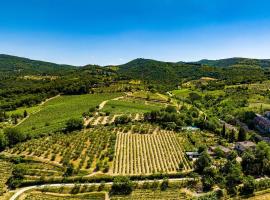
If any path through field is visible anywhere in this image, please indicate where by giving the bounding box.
[9,178,194,200]
[15,95,61,127]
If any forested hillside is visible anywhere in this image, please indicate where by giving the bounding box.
[0,54,76,75]
[197,57,270,68]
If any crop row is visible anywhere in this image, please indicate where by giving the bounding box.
[113,132,191,175]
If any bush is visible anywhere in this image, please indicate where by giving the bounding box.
[4,128,26,146]
[241,176,255,195]
[111,176,133,195]
[65,118,84,132]
[0,132,8,150]
[160,178,169,191]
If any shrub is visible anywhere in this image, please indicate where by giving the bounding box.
[111,176,133,195]
[65,118,84,132]
[160,178,169,191]
[4,128,26,146]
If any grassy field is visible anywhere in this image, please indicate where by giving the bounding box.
[131,91,168,101]
[17,93,121,135]
[102,99,163,114]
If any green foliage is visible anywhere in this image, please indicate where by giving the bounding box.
[0,132,8,150]
[238,127,247,141]
[114,115,132,125]
[111,176,133,195]
[194,151,212,173]
[4,128,26,146]
[241,175,255,195]
[65,118,84,132]
[242,142,270,176]
[160,178,169,191]
[64,163,74,177]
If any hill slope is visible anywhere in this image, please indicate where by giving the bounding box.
[196,57,270,68]
[0,54,76,74]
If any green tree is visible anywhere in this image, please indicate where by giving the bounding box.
[224,161,243,195]
[0,132,8,150]
[23,110,28,118]
[241,176,255,195]
[221,124,226,138]
[111,176,133,195]
[64,163,74,176]
[238,127,247,141]
[160,178,169,191]
[65,118,84,132]
[4,128,26,146]
[194,151,212,173]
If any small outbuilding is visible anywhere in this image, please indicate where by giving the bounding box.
[235,141,256,152]
[186,151,200,159]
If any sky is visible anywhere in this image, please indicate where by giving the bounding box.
[1,0,270,66]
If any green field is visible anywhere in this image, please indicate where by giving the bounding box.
[7,104,41,116]
[171,89,192,98]
[17,93,121,136]
[131,91,168,101]
[102,99,163,114]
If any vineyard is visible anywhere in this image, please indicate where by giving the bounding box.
[0,159,12,196]
[17,93,121,136]
[111,189,189,200]
[5,127,116,174]
[84,113,143,127]
[23,192,106,200]
[113,132,192,175]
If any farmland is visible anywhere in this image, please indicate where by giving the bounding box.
[16,93,121,136]
[22,192,106,200]
[101,98,163,114]
[0,159,12,196]
[113,132,191,175]
[5,127,116,174]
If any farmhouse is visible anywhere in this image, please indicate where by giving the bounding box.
[210,145,231,154]
[254,114,270,134]
[235,141,256,152]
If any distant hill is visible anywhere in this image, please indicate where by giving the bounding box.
[196,57,270,69]
[116,58,206,86]
[116,58,269,88]
[0,54,76,75]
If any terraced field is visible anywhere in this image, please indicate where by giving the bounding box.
[0,159,12,196]
[113,132,191,175]
[17,93,121,136]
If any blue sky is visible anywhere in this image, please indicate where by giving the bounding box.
[1,0,270,65]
